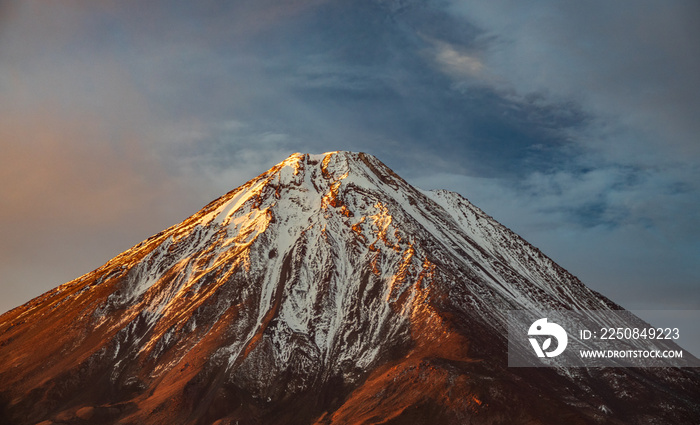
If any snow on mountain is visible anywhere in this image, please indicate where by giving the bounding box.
[0,151,698,424]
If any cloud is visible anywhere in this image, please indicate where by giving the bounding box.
[0,0,697,319]
[446,0,700,159]
[429,38,487,79]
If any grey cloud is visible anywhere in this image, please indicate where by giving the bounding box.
[446,0,700,158]
[0,0,697,317]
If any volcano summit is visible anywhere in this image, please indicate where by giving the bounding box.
[0,152,698,424]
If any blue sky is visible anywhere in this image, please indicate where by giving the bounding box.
[1,0,698,322]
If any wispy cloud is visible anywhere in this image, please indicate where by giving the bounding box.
[429,38,486,79]
[445,0,700,158]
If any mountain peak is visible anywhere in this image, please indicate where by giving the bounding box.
[268,150,396,189]
[190,151,407,240]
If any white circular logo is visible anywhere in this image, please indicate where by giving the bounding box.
[528,318,568,358]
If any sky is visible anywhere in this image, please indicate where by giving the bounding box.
[1,1,698,340]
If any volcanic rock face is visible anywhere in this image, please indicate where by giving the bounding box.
[0,151,698,424]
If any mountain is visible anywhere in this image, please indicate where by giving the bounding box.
[0,151,698,425]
